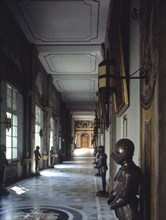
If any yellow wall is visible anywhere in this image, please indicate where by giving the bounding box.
[141,99,157,220]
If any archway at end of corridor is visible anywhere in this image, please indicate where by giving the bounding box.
[81,132,89,148]
[75,131,93,149]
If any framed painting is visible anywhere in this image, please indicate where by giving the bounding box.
[108,2,129,117]
[113,20,129,116]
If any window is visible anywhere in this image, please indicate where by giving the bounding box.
[35,105,43,147]
[50,117,54,149]
[6,84,18,160]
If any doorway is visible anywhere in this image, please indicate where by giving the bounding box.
[81,133,89,148]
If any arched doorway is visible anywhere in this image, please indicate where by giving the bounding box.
[81,132,89,148]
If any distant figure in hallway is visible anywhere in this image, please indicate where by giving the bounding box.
[96,145,108,197]
[34,146,41,175]
[107,138,143,220]
[0,145,10,196]
[50,146,55,168]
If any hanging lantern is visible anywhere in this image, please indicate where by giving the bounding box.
[98,58,116,100]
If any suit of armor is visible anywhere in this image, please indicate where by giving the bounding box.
[50,147,55,167]
[98,146,108,192]
[108,139,143,220]
[34,146,41,174]
[96,146,109,197]
[0,145,9,196]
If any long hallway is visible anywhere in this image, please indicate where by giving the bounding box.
[0,148,116,220]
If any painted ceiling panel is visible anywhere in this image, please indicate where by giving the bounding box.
[45,53,97,74]
[55,79,96,92]
[13,0,99,43]
[62,93,96,103]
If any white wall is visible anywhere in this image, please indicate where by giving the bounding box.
[116,0,141,166]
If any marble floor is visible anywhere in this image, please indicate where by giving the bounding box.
[0,148,117,220]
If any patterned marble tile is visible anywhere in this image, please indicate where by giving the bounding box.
[0,149,117,220]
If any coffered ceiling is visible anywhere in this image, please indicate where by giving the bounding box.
[7,0,110,121]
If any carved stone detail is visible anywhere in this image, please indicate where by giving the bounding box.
[140,0,158,109]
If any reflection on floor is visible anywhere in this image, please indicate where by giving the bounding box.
[0,148,117,220]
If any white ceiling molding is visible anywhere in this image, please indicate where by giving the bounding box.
[7,0,110,120]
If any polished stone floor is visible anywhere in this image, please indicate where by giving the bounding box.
[0,148,117,220]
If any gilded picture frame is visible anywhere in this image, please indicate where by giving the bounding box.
[113,23,129,116]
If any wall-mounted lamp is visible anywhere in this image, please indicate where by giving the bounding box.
[98,59,117,129]
[0,115,11,131]
[98,59,148,129]
[98,59,116,98]
[98,58,148,95]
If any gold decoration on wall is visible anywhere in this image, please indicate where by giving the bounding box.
[140,0,158,109]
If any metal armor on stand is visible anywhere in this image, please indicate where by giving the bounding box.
[107,139,143,220]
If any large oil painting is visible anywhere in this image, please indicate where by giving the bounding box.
[113,23,129,116]
[107,1,129,116]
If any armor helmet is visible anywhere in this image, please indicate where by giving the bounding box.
[98,145,105,153]
[112,138,134,165]
[36,146,40,150]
